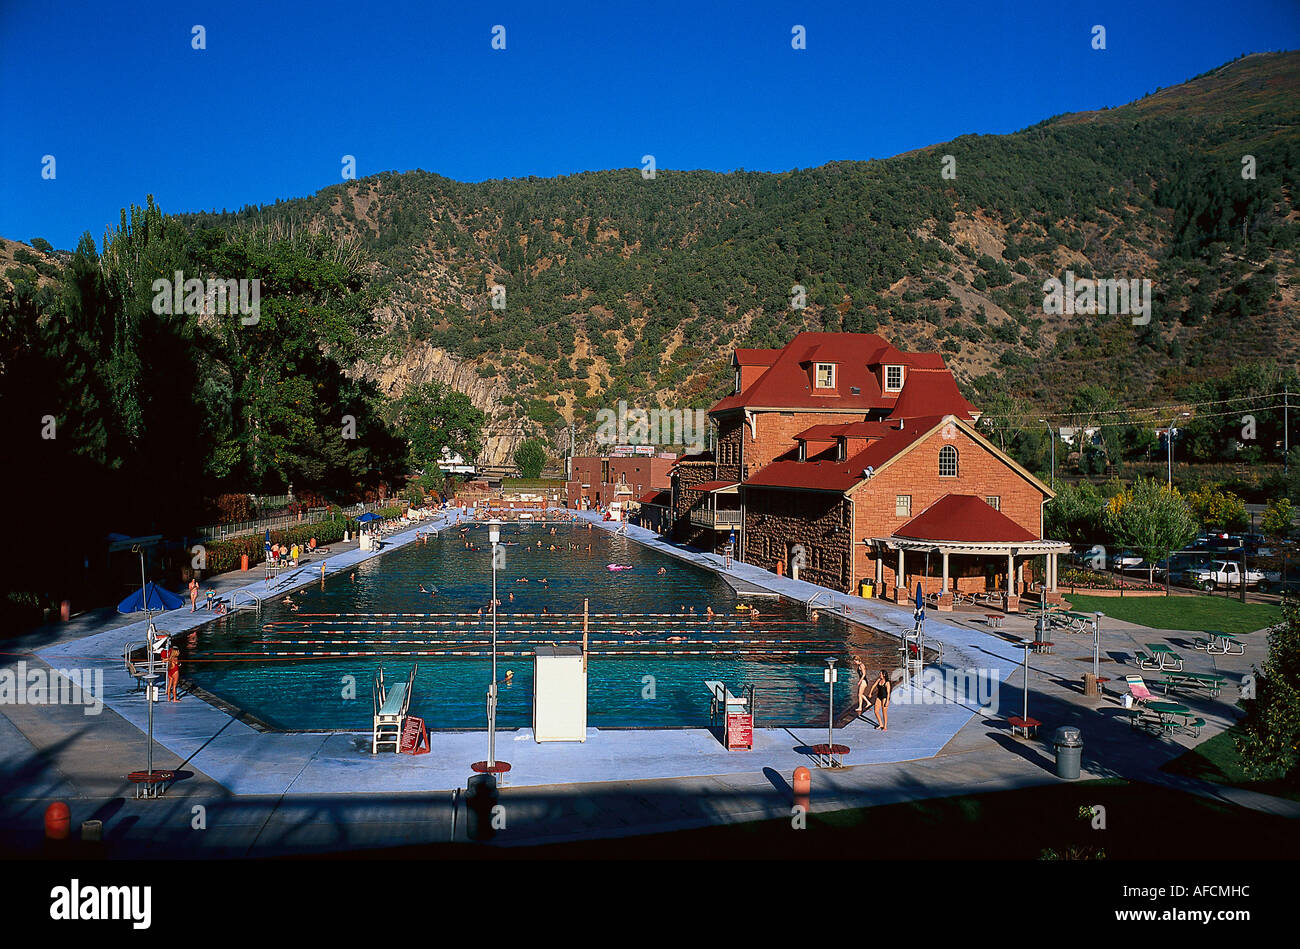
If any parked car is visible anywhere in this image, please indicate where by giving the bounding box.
[1189,560,1265,591]
[1110,550,1144,571]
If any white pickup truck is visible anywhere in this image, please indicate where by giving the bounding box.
[1189,560,1265,590]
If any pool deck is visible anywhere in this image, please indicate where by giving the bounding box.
[3,508,1295,855]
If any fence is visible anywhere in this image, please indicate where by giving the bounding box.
[194,502,391,542]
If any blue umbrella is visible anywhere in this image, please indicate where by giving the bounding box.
[915,582,925,613]
[117,582,184,614]
[357,512,381,523]
[264,529,272,553]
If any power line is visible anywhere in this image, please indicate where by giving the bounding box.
[979,391,1292,424]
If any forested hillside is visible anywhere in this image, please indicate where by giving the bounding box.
[170,51,1299,459]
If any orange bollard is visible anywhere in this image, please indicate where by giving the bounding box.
[241,554,249,571]
[793,766,811,796]
[59,600,71,621]
[44,802,70,840]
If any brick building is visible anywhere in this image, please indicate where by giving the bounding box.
[670,332,1067,610]
[566,454,677,511]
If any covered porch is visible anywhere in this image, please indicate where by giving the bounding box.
[865,536,1071,612]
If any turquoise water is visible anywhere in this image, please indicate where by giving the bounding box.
[184,523,896,729]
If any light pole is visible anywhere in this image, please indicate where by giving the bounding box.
[825,658,838,751]
[1092,611,1104,680]
[132,544,150,629]
[488,517,500,770]
[1039,419,1055,490]
[1019,638,1033,723]
[1166,412,1191,489]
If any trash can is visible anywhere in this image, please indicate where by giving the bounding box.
[1053,726,1082,780]
[859,580,874,598]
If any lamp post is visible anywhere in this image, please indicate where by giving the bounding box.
[1039,419,1055,489]
[1019,639,1033,724]
[825,658,838,752]
[1092,611,1104,680]
[487,517,500,770]
[1166,412,1191,489]
[132,544,150,629]
[143,670,159,776]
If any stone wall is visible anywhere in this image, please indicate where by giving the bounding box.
[742,487,854,592]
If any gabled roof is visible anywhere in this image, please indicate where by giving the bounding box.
[710,332,964,415]
[637,490,671,506]
[795,420,898,442]
[733,348,783,367]
[745,417,943,491]
[887,367,979,422]
[893,494,1038,543]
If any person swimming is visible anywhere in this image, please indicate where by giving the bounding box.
[419,584,437,595]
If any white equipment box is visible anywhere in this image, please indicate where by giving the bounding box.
[533,645,587,742]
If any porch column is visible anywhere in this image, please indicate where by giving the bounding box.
[1006,552,1015,593]
[941,551,950,594]
[897,548,905,590]
[875,547,884,592]
[1049,552,1058,591]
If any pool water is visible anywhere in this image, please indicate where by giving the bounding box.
[184,522,897,729]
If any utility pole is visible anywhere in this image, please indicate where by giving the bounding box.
[1285,388,1290,473]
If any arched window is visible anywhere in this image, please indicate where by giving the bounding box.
[939,445,958,477]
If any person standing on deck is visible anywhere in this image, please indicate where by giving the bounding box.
[188,577,199,612]
[871,670,890,730]
[166,645,181,702]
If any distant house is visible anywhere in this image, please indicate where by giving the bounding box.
[669,332,1067,610]
[1057,426,1100,447]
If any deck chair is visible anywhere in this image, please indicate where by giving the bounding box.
[1124,674,1156,705]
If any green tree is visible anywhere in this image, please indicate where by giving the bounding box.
[1104,479,1198,586]
[1184,485,1249,530]
[1044,481,1107,545]
[394,381,486,472]
[1235,601,1300,789]
[1262,497,1295,538]
[514,439,547,478]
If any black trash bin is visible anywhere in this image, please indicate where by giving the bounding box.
[466,773,498,841]
[1053,726,1082,780]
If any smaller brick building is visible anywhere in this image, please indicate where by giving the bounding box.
[567,454,677,510]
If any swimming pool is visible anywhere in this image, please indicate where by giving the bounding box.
[183,522,898,729]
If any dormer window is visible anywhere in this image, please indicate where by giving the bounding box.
[836,438,847,461]
[798,441,807,461]
[885,365,904,392]
[815,363,836,389]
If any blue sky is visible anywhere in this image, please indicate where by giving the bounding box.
[2,0,1297,249]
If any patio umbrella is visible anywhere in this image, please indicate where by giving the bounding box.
[357,512,381,523]
[264,529,272,553]
[117,582,184,614]
[915,582,925,614]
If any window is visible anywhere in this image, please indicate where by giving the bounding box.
[986,496,1000,511]
[836,438,847,461]
[896,495,912,517]
[815,363,836,389]
[939,445,958,477]
[735,368,742,393]
[885,365,904,391]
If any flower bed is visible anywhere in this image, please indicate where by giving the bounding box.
[1060,567,1164,592]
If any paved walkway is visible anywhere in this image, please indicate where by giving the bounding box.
[2,507,1296,856]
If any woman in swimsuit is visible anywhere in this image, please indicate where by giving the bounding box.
[853,659,869,715]
[166,646,181,702]
[871,670,890,731]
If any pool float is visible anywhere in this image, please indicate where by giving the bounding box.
[606,564,633,571]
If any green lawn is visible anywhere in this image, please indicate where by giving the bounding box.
[1162,725,1300,803]
[330,779,1300,860]
[1063,593,1281,634]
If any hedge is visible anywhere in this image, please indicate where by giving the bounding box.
[201,516,353,575]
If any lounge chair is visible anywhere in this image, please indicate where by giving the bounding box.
[1124,674,1156,705]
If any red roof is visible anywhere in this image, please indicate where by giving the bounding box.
[637,490,671,506]
[893,494,1038,543]
[711,332,965,415]
[733,348,783,366]
[887,367,978,421]
[744,417,944,491]
[794,420,898,442]
[688,480,739,492]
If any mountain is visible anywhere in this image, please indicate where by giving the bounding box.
[12,52,1300,466]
